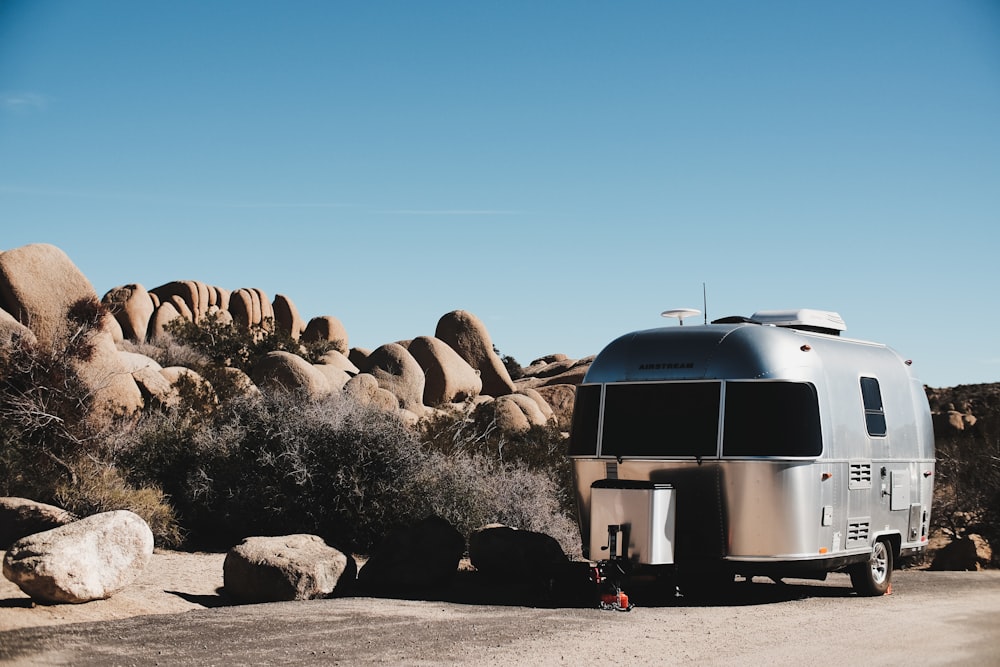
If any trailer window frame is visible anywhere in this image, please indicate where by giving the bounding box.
[596,380,722,460]
[860,376,887,437]
[720,380,823,458]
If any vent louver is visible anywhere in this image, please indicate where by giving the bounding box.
[849,461,873,490]
[847,518,871,547]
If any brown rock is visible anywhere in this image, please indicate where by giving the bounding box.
[490,394,546,433]
[223,534,354,603]
[302,316,349,354]
[0,498,76,549]
[435,310,514,397]
[0,243,99,349]
[516,387,554,422]
[2,510,154,604]
[148,302,181,341]
[228,288,255,329]
[103,284,153,340]
[272,294,305,340]
[0,306,37,352]
[251,351,331,400]
[355,343,425,414]
[315,350,360,376]
[343,373,399,411]
[407,335,482,407]
[150,281,202,323]
[71,327,144,421]
[531,384,577,427]
[357,516,465,591]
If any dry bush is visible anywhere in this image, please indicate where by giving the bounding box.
[405,450,581,557]
[54,458,183,547]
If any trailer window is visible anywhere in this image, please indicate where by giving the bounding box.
[600,382,720,458]
[722,382,822,457]
[568,384,602,455]
[860,377,887,437]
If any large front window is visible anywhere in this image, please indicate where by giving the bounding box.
[722,381,822,456]
[569,380,822,458]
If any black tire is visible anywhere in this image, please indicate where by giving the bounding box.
[850,538,893,596]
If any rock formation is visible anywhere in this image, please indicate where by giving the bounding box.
[2,510,154,604]
[223,534,355,603]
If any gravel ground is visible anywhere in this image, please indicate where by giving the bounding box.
[2,551,1000,666]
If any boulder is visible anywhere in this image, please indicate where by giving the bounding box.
[313,363,351,392]
[117,350,163,374]
[251,350,331,400]
[228,288,255,329]
[521,357,578,379]
[272,294,305,341]
[220,366,261,398]
[133,363,176,408]
[0,243,99,349]
[148,301,182,341]
[516,387,555,422]
[159,366,217,405]
[70,326,144,421]
[252,288,273,328]
[355,343,425,414]
[930,534,993,571]
[104,312,124,344]
[490,393,548,433]
[434,310,515,397]
[150,281,203,323]
[357,516,465,591]
[469,524,567,583]
[407,335,482,407]
[2,510,154,604]
[223,534,354,603]
[0,498,76,549]
[0,306,37,352]
[343,373,399,412]
[531,384,577,428]
[167,294,194,322]
[348,347,371,369]
[316,350,360,376]
[302,316,349,354]
[118,350,173,407]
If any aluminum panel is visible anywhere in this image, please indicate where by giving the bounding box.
[589,484,675,565]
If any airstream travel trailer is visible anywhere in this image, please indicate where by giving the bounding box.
[569,309,935,597]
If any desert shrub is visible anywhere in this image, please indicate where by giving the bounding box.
[115,389,426,552]
[164,313,340,374]
[933,428,1000,553]
[0,302,182,546]
[495,346,524,380]
[53,457,183,547]
[404,450,581,556]
[418,409,576,515]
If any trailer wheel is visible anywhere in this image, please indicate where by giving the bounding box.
[850,538,893,596]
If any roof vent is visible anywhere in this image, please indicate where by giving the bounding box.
[750,309,846,336]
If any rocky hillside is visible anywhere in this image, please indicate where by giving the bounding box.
[0,243,591,433]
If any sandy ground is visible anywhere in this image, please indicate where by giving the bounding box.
[4,550,1000,665]
[0,549,228,632]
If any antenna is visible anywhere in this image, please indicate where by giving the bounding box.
[703,282,708,324]
[661,308,701,326]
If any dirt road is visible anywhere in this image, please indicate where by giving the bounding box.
[2,569,1000,666]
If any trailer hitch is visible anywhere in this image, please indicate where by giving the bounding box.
[593,524,634,611]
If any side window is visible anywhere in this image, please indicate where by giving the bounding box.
[568,384,602,455]
[860,377,887,437]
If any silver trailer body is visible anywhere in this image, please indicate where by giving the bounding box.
[570,310,935,594]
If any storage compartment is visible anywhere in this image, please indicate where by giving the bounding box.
[589,481,676,565]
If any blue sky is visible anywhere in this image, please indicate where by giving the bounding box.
[1,1,998,388]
